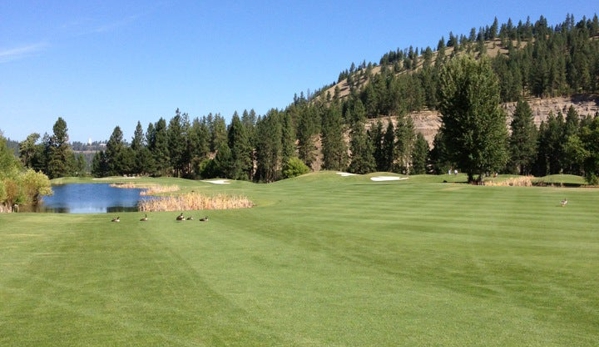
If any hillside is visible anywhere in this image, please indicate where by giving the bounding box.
[386,94,599,147]
[317,28,599,147]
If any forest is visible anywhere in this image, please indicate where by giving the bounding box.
[5,14,599,187]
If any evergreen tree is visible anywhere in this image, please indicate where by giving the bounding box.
[562,106,582,174]
[508,100,538,175]
[297,104,318,168]
[437,56,509,182]
[46,117,75,179]
[105,126,131,176]
[321,103,348,171]
[227,112,253,180]
[429,131,452,174]
[168,109,188,177]
[382,121,396,172]
[395,115,416,174]
[255,110,283,182]
[213,142,233,178]
[280,111,297,165]
[412,133,430,174]
[189,117,210,178]
[91,150,109,177]
[347,120,376,174]
[142,122,158,176]
[209,114,228,153]
[579,116,599,184]
[371,120,385,171]
[130,121,147,175]
[152,118,170,176]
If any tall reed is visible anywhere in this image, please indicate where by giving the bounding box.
[110,183,180,195]
[138,192,253,212]
[484,176,533,187]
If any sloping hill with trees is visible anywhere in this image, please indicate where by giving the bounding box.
[14,13,599,184]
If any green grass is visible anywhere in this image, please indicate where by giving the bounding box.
[1,172,598,346]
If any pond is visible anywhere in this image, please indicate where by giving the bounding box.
[36,183,146,213]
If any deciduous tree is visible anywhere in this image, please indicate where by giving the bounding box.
[437,56,509,182]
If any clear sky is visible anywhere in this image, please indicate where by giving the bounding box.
[1,0,596,143]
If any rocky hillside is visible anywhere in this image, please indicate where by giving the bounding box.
[365,95,599,147]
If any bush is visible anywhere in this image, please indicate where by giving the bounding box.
[282,157,310,179]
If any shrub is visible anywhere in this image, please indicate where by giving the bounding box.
[282,157,310,179]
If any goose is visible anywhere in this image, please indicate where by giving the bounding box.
[199,216,209,222]
[140,214,148,221]
[561,198,568,207]
[176,213,185,221]
[186,216,194,220]
[111,216,120,222]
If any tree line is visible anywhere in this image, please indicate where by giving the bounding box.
[11,13,599,186]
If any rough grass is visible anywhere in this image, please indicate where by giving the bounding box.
[1,172,598,346]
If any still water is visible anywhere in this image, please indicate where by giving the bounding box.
[39,183,145,213]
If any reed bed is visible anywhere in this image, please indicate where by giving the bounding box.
[485,176,534,187]
[110,183,180,195]
[138,192,253,212]
[139,184,180,196]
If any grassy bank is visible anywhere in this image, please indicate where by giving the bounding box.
[1,172,598,346]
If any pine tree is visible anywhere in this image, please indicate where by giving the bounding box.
[321,103,348,171]
[429,131,451,174]
[412,133,430,175]
[560,106,582,175]
[255,110,283,182]
[371,120,385,171]
[227,112,253,180]
[382,121,395,172]
[130,121,146,175]
[168,109,188,177]
[297,104,318,168]
[105,126,132,176]
[347,120,376,174]
[395,115,416,174]
[188,117,210,178]
[91,150,109,177]
[280,111,296,165]
[46,117,75,179]
[509,100,538,175]
[152,118,170,176]
[579,116,599,184]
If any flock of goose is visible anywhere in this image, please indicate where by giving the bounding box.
[175,212,209,222]
[110,213,208,222]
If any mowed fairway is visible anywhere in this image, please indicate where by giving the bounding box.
[1,172,598,346]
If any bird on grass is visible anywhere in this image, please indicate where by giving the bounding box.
[111,216,120,222]
[186,216,194,220]
[176,213,185,221]
[200,216,209,222]
[561,198,568,207]
[140,214,148,221]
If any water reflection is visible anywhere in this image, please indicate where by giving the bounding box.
[38,183,145,214]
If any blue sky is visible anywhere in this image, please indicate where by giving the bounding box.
[1,0,596,143]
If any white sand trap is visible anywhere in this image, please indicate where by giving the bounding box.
[370,176,409,182]
[203,179,230,184]
[337,172,356,177]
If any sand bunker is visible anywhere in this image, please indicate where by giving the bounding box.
[370,176,409,182]
[337,172,356,177]
[203,179,230,185]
